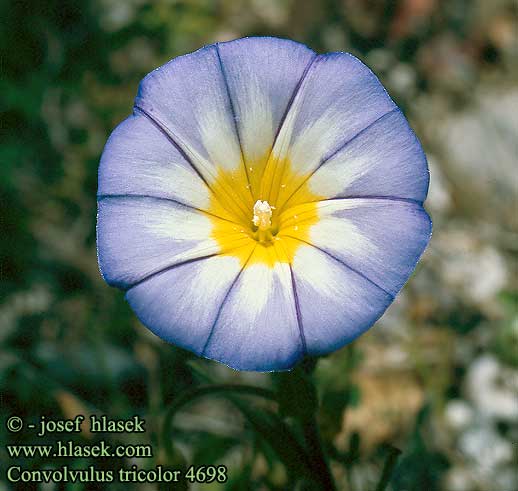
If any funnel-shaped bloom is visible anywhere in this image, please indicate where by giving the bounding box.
[97,37,431,371]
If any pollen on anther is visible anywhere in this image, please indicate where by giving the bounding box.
[252,200,273,231]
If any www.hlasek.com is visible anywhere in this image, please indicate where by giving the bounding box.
[5,414,228,485]
[7,440,152,459]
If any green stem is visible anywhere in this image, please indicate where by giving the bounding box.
[288,357,337,491]
[302,415,337,491]
[374,446,401,491]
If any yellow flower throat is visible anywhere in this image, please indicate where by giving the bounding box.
[208,153,323,268]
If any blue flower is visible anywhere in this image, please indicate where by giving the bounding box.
[97,37,431,371]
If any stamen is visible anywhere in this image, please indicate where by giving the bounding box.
[252,200,274,231]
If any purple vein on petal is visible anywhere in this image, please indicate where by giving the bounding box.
[274,238,307,356]
[201,245,257,357]
[289,264,307,356]
[121,236,257,292]
[214,43,254,202]
[271,53,318,149]
[280,234,395,299]
[123,253,220,292]
[322,107,401,165]
[307,196,424,206]
[97,194,243,226]
[261,53,318,201]
[137,105,254,223]
[280,106,401,212]
[133,105,211,190]
[133,105,252,220]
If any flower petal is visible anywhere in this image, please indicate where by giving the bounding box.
[280,198,431,297]
[125,255,244,354]
[203,251,304,371]
[98,114,224,213]
[216,37,316,195]
[263,52,397,206]
[289,244,394,355]
[97,197,249,289]
[135,45,241,174]
[134,43,255,224]
[287,108,429,207]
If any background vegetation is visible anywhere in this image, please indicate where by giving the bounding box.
[2,0,517,490]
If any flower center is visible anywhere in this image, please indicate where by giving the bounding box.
[208,154,324,266]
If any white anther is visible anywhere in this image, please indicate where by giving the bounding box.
[252,200,274,230]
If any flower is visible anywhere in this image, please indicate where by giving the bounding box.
[97,37,431,371]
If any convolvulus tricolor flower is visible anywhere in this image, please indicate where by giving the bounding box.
[97,37,431,371]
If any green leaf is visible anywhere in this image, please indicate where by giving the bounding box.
[162,384,276,458]
[191,435,239,467]
[232,401,318,487]
[162,383,320,488]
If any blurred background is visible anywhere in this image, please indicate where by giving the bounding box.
[1,0,517,490]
